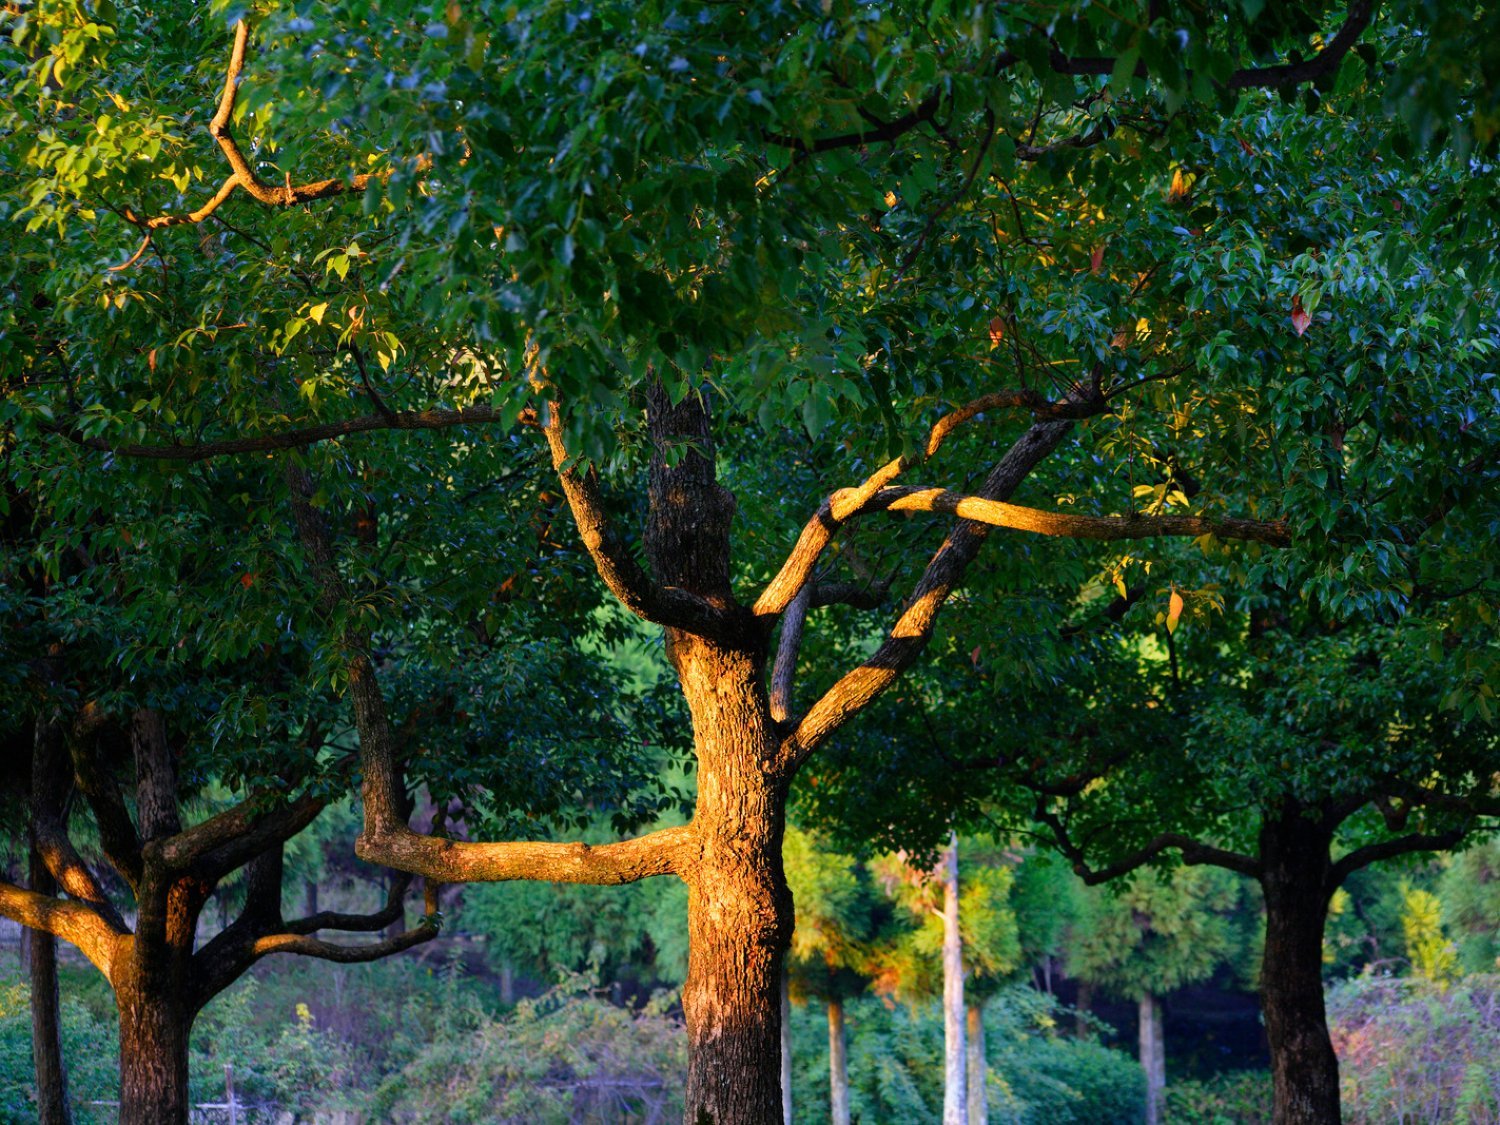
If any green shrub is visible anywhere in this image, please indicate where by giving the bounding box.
[787,986,1142,1124]
[367,979,687,1124]
[0,968,119,1125]
[1166,1071,1273,1124]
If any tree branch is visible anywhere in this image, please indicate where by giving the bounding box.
[777,414,1078,771]
[31,720,128,932]
[1034,800,1262,883]
[354,823,697,886]
[1326,828,1468,893]
[0,882,123,981]
[43,404,508,462]
[763,3,1377,156]
[118,20,428,242]
[151,790,326,882]
[67,733,143,890]
[770,583,811,725]
[860,486,1290,546]
[536,395,729,635]
[755,389,1106,619]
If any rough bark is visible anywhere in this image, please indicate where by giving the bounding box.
[829,997,850,1125]
[1138,993,1165,1125]
[678,638,790,1125]
[966,1002,987,1125]
[1260,806,1342,1125]
[942,836,966,1125]
[28,847,73,1125]
[114,968,193,1125]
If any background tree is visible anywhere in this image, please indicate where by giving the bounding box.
[1064,866,1253,1125]
[783,826,877,1125]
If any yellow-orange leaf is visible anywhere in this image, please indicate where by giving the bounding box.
[1166,588,1184,634]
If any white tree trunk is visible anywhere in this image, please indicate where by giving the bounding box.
[781,969,793,1124]
[942,834,967,1125]
[966,1002,987,1125]
[828,997,850,1125]
[1139,993,1166,1125]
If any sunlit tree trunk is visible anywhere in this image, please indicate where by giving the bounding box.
[829,997,850,1125]
[966,1002,987,1125]
[677,637,792,1123]
[942,834,966,1125]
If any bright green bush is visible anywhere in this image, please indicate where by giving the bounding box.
[0,968,118,1125]
[1166,1071,1273,1124]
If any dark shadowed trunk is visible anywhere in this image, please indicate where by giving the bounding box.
[116,711,208,1125]
[28,846,73,1125]
[1259,804,1341,1125]
[1138,993,1165,1125]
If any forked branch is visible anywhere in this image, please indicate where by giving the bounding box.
[120,20,427,241]
[755,389,1107,618]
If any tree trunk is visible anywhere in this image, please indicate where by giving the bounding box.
[941,834,966,1125]
[829,997,850,1125]
[1138,993,1165,1125]
[1260,806,1341,1125]
[966,1002,987,1125]
[1074,980,1093,1038]
[677,638,792,1125]
[781,970,794,1124]
[114,975,192,1125]
[28,847,73,1125]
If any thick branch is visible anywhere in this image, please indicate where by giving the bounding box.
[67,733,143,890]
[355,823,697,885]
[770,583,812,725]
[755,389,1105,618]
[777,415,1077,770]
[45,404,507,462]
[0,882,123,981]
[151,790,326,882]
[863,486,1290,546]
[1326,828,1468,892]
[281,871,415,935]
[32,721,128,932]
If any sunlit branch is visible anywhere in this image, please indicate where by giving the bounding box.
[777,415,1078,771]
[116,20,428,253]
[755,389,1105,618]
[354,823,697,885]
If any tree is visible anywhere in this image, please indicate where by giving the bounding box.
[869,839,1022,1123]
[1064,866,1252,1125]
[782,826,876,1125]
[5,2,1495,1120]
